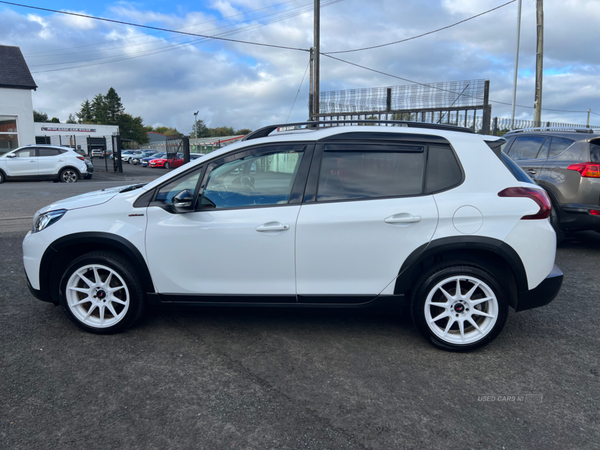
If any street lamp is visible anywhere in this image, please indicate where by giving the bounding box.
[193,111,199,151]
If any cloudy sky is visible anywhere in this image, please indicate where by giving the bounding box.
[1,0,599,133]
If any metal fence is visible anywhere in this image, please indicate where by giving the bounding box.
[316,79,492,133]
[491,117,600,135]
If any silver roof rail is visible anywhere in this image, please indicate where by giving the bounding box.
[506,127,598,134]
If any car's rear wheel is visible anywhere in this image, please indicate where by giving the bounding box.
[0,171,5,184]
[59,251,145,334]
[411,263,509,351]
[59,168,79,183]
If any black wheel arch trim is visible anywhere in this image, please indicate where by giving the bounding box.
[393,236,528,301]
[39,232,155,298]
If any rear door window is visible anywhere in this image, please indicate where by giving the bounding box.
[38,148,61,157]
[317,144,425,201]
[507,136,547,160]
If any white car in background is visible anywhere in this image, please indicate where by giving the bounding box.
[0,145,88,183]
[22,120,563,351]
[121,150,144,164]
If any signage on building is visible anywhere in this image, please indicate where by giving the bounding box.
[41,127,97,133]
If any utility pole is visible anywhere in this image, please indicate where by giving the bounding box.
[587,109,591,128]
[534,0,544,127]
[511,0,522,128]
[313,0,320,121]
[309,48,314,120]
[193,111,199,151]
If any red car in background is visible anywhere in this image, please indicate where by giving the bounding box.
[149,153,184,169]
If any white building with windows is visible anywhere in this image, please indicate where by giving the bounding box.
[34,123,120,154]
[0,45,37,154]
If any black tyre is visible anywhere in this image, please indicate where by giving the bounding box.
[550,205,565,244]
[164,162,170,169]
[0,171,5,184]
[59,251,146,334]
[411,263,509,352]
[59,168,79,183]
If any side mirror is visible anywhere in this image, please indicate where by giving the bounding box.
[6,153,16,158]
[172,189,194,212]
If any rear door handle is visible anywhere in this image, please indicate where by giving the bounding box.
[256,222,290,232]
[384,214,422,224]
[527,169,536,174]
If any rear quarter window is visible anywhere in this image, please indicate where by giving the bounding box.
[425,144,462,193]
[590,142,600,163]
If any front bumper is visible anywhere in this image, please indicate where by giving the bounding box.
[25,269,55,304]
[516,264,563,312]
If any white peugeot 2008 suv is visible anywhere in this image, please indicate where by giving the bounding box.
[22,121,563,351]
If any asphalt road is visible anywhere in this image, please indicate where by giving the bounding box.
[1,170,598,450]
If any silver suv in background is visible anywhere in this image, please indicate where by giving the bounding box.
[502,128,600,241]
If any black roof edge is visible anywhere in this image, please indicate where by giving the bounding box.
[242,120,474,141]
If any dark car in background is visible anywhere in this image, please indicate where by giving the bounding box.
[502,128,600,240]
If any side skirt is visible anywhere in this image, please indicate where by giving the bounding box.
[146,293,408,312]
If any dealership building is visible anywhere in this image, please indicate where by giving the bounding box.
[1,44,119,155]
[34,123,119,154]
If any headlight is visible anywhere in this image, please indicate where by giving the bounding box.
[33,209,67,233]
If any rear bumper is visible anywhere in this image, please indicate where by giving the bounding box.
[559,204,600,231]
[516,264,563,312]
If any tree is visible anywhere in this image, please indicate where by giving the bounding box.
[50,117,60,123]
[152,126,181,137]
[235,128,252,136]
[76,100,94,123]
[33,110,48,122]
[66,113,77,124]
[91,94,107,124]
[117,113,150,147]
[210,126,235,137]
[104,87,124,124]
[191,120,210,138]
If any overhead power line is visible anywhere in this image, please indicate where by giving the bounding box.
[322,54,593,115]
[0,0,310,53]
[325,0,517,54]
[28,0,342,71]
[24,0,304,57]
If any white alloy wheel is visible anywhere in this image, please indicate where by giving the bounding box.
[65,264,130,328]
[424,275,498,345]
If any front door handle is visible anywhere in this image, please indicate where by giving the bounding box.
[256,222,290,232]
[384,214,422,224]
[527,169,536,174]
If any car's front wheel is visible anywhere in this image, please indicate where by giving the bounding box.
[59,251,145,334]
[411,263,508,351]
[164,162,170,169]
[59,168,79,183]
[0,171,5,184]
